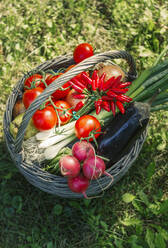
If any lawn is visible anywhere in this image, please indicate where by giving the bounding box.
[0,0,168,247]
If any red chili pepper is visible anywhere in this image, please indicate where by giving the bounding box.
[110,88,128,94]
[116,101,125,114]
[81,72,92,85]
[106,91,118,98]
[115,95,127,102]
[119,94,132,102]
[102,101,111,112]
[103,76,115,91]
[112,75,122,88]
[110,101,116,116]
[72,93,86,99]
[97,98,103,105]
[71,77,86,89]
[118,82,132,88]
[101,95,114,101]
[92,70,99,80]
[91,79,97,91]
[92,70,99,89]
[69,81,84,94]
[99,73,106,91]
[94,101,102,115]
[74,101,84,111]
[78,72,89,86]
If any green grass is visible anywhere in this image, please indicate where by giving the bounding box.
[0,0,168,247]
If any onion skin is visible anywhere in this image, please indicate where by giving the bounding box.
[12,99,26,118]
[68,174,89,194]
[65,89,85,109]
[97,65,125,82]
[59,155,80,178]
[83,156,106,180]
[72,141,95,162]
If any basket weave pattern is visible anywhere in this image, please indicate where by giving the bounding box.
[3,50,147,198]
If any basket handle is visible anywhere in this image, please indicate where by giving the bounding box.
[15,50,137,153]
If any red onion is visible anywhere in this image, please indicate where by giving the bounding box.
[72,141,95,162]
[68,174,89,198]
[83,156,112,180]
[59,155,80,178]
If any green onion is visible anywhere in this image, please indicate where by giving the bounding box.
[129,68,168,99]
[128,59,168,96]
[133,73,168,102]
[44,135,75,160]
[151,103,168,112]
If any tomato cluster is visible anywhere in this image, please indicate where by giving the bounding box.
[23,73,73,131]
[22,43,95,132]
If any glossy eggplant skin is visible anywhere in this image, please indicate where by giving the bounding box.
[97,102,150,165]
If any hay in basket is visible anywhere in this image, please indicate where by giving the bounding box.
[3,50,147,198]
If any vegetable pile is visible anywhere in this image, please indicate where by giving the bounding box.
[10,43,168,196]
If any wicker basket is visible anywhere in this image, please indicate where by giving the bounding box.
[3,50,147,198]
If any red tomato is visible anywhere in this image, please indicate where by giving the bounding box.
[53,100,72,125]
[24,74,45,90]
[23,87,44,109]
[73,43,94,63]
[32,106,57,131]
[46,73,70,100]
[75,115,101,141]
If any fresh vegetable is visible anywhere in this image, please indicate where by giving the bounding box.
[127,59,168,101]
[38,129,74,149]
[59,155,81,177]
[36,120,76,141]
[45,73,70,99]
[72,141,95,162]
[35,127,56,141]
[23,87,44,109]
[68,174,90,198]
[40,57,168,162]
[44,147,72,174]
[97,101,150,164]
[65,89,85,109]
[21,55,168,171]
[10,113,38,140]
[97,64,125,82]
[41,109,114,161]
[74,101,84,112]
[72,71,132,115]
[24,74,45,90]
[111,115,150,164]
[73,43,94,63]
[83,156,112,180]
[12,99,25,118]
[75,115,101,141]
[52,100,72,125]
[44,135,75,160]
[32,106,57,131]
